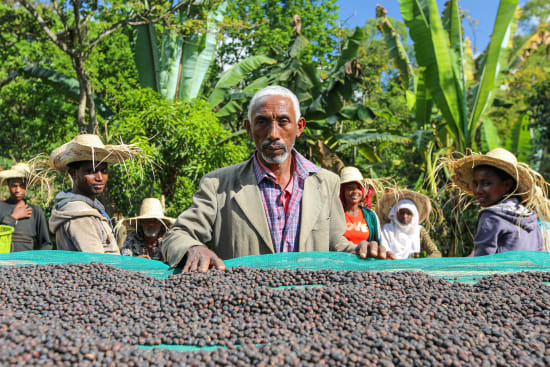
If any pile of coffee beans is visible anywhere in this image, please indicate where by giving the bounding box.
[0,262,548,366]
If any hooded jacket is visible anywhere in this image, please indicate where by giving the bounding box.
[49,191,119,254]
[474,197,543,256]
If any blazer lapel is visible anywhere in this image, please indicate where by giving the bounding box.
[298,174,323,251]
[233,163,275,253]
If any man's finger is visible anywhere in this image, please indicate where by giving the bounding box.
[378,245,387,260]
[198,256,210,273]
[368,242,378,258]
[357,242,368,259]
[189,257,199,272]
[212,256,226,270]
[387,251,397,260]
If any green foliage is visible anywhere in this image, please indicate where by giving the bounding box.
[214,0,339,70]
[528,80,550,178]
[107,88,249,217]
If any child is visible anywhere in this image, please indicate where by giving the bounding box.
[376,189,441,259]
[448,148,548,256]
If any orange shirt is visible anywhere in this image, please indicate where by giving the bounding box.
[344,210,370,245]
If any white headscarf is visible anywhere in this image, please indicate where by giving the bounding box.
[380,199,421,259]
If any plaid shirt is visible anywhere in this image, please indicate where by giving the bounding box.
[253,150,320,252]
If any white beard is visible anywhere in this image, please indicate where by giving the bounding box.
[143,227,160,238]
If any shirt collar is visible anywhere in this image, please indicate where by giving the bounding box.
[252,149,320,185]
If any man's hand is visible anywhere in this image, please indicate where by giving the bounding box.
[356,241,396,260]
[138,255,151,259]
[183,245,226,273]
[11,201,32,220]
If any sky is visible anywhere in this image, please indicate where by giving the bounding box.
[336,0,528,54]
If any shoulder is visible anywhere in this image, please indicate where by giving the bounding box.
[203,157,253,181]
[308,168,339,186]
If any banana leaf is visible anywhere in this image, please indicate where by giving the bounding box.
[505,114,532,163]
[177,0,227,100]
[376,11,416,90]
[400,0,465,147]
[479,117,502,153]
[468,0,518,135]
[336,129,411,151]
[208,55,277,108]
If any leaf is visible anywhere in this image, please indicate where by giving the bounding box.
[410,129,433,150]
[332,27,364,73]
[479,117,502,153]
[208,55,277,107]
[468,0,519,136]
[336,129,411,151]
[357,144,381,163]
[377,8,416,90]
[338,103,375,122]
[133,22,160,91]
[505,114,532,162]
[178,0,228,100]
[289,35,310,57]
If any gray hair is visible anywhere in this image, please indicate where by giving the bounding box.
[247,86,301,123]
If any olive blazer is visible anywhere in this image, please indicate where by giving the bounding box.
[162,157,356,267]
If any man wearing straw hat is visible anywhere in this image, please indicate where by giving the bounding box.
[163,86,394,271]
[48,134,139,254]
[120,198,175,261]
[0,163,53,252]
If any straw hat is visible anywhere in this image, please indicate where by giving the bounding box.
[122,198,175,228]
[376,189,431,224]
[449,148,537,202]
[0,163,31,184]
[340,166,373,189]
[49,134,139,172]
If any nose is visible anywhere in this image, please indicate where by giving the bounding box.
[266,120,281,141]
[94,171,103,181]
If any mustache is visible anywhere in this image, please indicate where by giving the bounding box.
[261,140,287,151]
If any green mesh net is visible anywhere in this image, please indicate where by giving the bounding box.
[0,250,548,283]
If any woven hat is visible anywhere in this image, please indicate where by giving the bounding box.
[340,166,373,190]
[0,163,31,185]
[122,198,175,228]
[49,134,139,172]
[449,148,537,202]
[376,189,431,224]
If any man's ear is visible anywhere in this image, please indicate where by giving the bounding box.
[295,116,306,137]
[244,119,253,139]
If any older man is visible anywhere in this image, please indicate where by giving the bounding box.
[163,86,395,271]
[162,86,394,272]
[49,134,137,254]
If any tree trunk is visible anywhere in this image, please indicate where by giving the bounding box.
[73,56,98,133]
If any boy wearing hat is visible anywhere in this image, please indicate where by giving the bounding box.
[447,148,547,255]
[48,134,138,254]
[0,163,52,252]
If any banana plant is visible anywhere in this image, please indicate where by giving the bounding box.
[132,0,227,101]
[377,0,521,194]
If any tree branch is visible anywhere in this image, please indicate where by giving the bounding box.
[83,0,190,58]
[52,0,69,33]
[18,0,70,54]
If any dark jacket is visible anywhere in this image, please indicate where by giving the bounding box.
[0,199,53,252]
[474,197,543,256]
